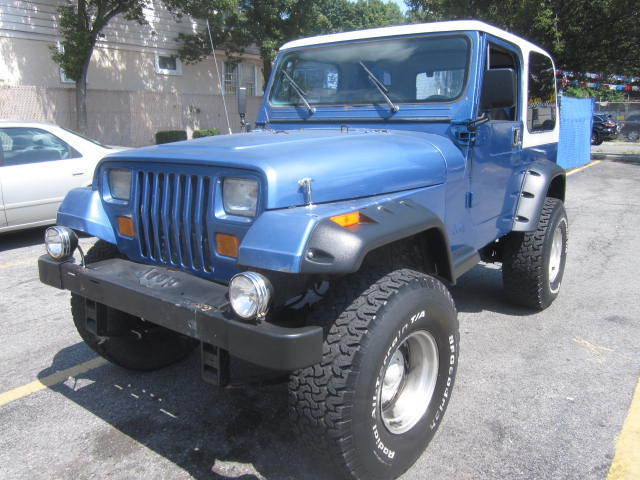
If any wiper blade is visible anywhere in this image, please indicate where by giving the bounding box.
[281,70,316,115]
[358,61,399,113]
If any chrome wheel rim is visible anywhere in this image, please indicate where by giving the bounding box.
[380,330,439,435]
[548,225,563,284]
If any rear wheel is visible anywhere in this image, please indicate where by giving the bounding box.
[71,240,196,371]
[502,197,568,310]
[289,268,459,480]
[591,131,603,145]
[628,130,640,142]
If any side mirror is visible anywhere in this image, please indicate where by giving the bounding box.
[480,68,516,110]
[237,86,247,117]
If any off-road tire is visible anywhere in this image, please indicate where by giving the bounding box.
[71,240,196,371]
[502,197,568,310]
[289,268,459,480]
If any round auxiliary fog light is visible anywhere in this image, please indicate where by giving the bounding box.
[229,272,272,319]
[44,226,78,260]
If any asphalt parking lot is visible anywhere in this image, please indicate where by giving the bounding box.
[1,157,639,480]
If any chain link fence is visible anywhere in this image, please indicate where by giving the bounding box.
[594,102,640,142]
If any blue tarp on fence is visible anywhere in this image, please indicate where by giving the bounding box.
[557,96,594,169]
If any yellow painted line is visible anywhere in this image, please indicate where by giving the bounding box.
[567,160,602,176]
[0,357,108,408]
[0,257,38,269]
[608,379,640,480]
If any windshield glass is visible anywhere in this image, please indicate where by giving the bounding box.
[270,35,470,109]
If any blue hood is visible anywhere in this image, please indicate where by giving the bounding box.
[106,129,449,209]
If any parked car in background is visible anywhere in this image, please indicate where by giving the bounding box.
[591,114,619,145]
[620,112,640,142]
[0,121,127,233]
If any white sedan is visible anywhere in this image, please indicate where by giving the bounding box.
[0,121,127,233]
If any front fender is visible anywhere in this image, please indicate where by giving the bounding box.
[56,187,116,244]
[238,186,452,279]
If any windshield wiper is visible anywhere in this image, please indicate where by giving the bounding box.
[358,61,399,113]
[281,70,316,115]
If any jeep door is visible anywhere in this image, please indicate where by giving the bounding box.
[469,39,525,241]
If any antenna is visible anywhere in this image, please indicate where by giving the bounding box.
[206,17,232,135]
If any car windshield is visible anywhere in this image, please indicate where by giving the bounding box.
[60,126,111,148]
[270,35,470,109]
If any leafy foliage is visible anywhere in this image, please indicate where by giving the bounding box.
[51,1,146,82]
[155,130,188,144]
[168,0,405,83]
[406,0,640,76]
[50,0,147,132]
[563,86,626,102]
[192,128,221,138]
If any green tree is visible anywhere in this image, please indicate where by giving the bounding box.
[406,0,640,76]
[51,0,147,134]
[168,0,405,85]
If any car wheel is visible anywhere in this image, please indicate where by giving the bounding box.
[502,197,568,310]
[289,268,459,480]
[627,130,640,142]
[591,131,603,145]
[71,240,197,371]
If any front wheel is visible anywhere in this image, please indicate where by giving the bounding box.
[71,240,196,371]
[289,269,459,480]
[502,197,568,310]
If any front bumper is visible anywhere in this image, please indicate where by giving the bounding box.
[38,255,323,370]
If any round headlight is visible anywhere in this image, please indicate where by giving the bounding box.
[229,272,272,319]
[45,226,78,260]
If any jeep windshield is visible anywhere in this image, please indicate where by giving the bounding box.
[270,35,470,110]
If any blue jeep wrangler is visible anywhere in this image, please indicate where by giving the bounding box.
[39,20,567,480]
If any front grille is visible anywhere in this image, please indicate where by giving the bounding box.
[134,170,214,273]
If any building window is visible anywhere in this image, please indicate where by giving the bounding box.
[155,53,182,76]
[224,61,257,95]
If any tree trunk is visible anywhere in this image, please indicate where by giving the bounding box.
[262,56,272,89]
[75,57,91,134]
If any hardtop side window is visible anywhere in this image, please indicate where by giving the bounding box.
[486,43,519,121]
[0,127,81,166]
[527,52,557,133]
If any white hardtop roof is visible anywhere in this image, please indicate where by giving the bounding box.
[280,20,549,56]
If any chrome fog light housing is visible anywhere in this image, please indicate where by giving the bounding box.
[229,272,272,319]
[44,226,78,260]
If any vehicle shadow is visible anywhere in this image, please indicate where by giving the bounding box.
[39,342,332,480]
[0,226,47,252]
[450,262,535,317]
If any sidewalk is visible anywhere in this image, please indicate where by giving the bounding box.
[592,142,640,156]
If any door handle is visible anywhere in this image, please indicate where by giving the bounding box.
[72,171,84,176]
[512,126,521,147]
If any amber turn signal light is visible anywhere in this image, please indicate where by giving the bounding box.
[330,212,362,228]
[117,216,135,237]
[216,233,239,258]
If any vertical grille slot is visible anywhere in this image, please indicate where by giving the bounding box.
[135,168,214,274]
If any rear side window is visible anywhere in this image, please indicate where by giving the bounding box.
[527,52,557,133]
[0,127,81,166]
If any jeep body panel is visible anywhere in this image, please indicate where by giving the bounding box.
[54,20,563,289]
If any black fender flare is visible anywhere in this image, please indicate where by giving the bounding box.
[513,160,566,232]
[299,198,455,283]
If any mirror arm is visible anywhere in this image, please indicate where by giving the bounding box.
[467,112,489,131]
